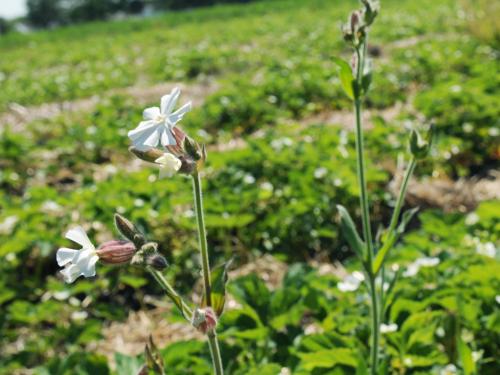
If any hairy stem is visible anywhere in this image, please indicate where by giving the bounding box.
[192,172,224,375]
[354,42,378,374]
[148,267,193,317]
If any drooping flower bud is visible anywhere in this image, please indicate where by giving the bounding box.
[129,146,164,164]
[191,307,218,334]
[146,253,168,271]
[96,240,136,265]
[114,213,146,247]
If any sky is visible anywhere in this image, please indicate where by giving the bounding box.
[0,0,27,20]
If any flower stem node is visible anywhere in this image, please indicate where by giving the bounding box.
[96,240,137,265]
[191,307,218,334]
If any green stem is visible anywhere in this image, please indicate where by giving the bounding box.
[354,42,378,374]
[192,172,224,375]
[368,276,380,374]
[148,267,193,317]
[386,157,417,235]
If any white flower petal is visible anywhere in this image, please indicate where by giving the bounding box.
[143,106,161,120]
[160,87,180,115]
[56,247,79,266]
[128,121,161,150]
[168,101,192,125]
[81,254,98,278]
[160,128,176,147]
[380,323,398,334]
[60,264,82,284]
[65,227,94,250]
[143,129,161,148]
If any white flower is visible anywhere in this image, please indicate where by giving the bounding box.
[476,242,496,258]
[155,153,182,178]
[56,227,98,283]
[314,167,328,179]
[338,271,365,292]
[440,364,457,375]
[128,87,191,151]
[380,323,398,334]
[416,257,440,267]
[0,215,18,234]
[403,257,440,277]
[465,212,479,226]
[496,295,500,305]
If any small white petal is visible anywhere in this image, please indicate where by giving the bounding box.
[168,101,192,125]
[56,247,78,267]
[380,323,398,334]
[80,254,98,278]
[160,128,177,147]
[60,264,82,284]
[416,257,440,267]
[65,227,94,250]
[143,107,161,120]
[161,87,180,115]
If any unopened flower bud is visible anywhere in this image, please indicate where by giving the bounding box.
[361,0,380,26]
[147,253,168,271]
[114,214,146,247]
[191,307,218,334]
[96,240,136,264]
[183,136,202,161]
[409,127,432,159]
[129,146,164,163]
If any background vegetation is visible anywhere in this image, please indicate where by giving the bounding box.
[0,0,498,373]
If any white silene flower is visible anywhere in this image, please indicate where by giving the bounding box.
[155,153,182,178]
[440,364,457,375]
[56,227,98,283]
[380,323,398,334]
[403,256,440,277]
[476,241,496,258]
[128,87,192,151]
[338,271,365,292]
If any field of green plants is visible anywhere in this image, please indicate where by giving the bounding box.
[0,0,499,374]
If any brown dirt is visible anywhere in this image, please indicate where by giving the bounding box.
[0,80,218,132]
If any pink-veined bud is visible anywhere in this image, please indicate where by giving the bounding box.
[191,307,218,334]
[96,240,137,265]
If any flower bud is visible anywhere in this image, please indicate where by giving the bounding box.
[96,240,136,264]
[146,253,168,271]
[191,307,218,334]
[114,214,146,247]
[361,0,380,26]
[409,127,432,159]
[129,146,164,164]
[183,136,202,161]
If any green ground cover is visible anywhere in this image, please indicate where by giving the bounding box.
[0,0,498,373]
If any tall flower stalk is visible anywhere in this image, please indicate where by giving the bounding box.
[126,89,227,374]
[334,1,432,373]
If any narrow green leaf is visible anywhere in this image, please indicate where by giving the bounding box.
[337,205,366,260]
[203,260,231,317]
[332,57,355,99]
[373,207,419,274]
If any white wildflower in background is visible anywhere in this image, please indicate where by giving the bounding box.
[476,241,496,258]
[338,271,365,292]
[403,257,440,277]
[464,212,479,226]
[56,227,98,283]
[380,323,398,334]
[128,87,192,151]
[496,295,500,304]
[314,167,328,179]
[155,153,182,178]
[0,215,18,234]
[440,364,457,374]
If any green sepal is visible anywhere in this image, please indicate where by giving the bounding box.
[337,205,366,260]
[373,207,419,275]
[332,57,355,100]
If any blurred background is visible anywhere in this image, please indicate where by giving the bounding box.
[0,0,499,374]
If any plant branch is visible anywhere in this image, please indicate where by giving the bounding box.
[192,172,224,375]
